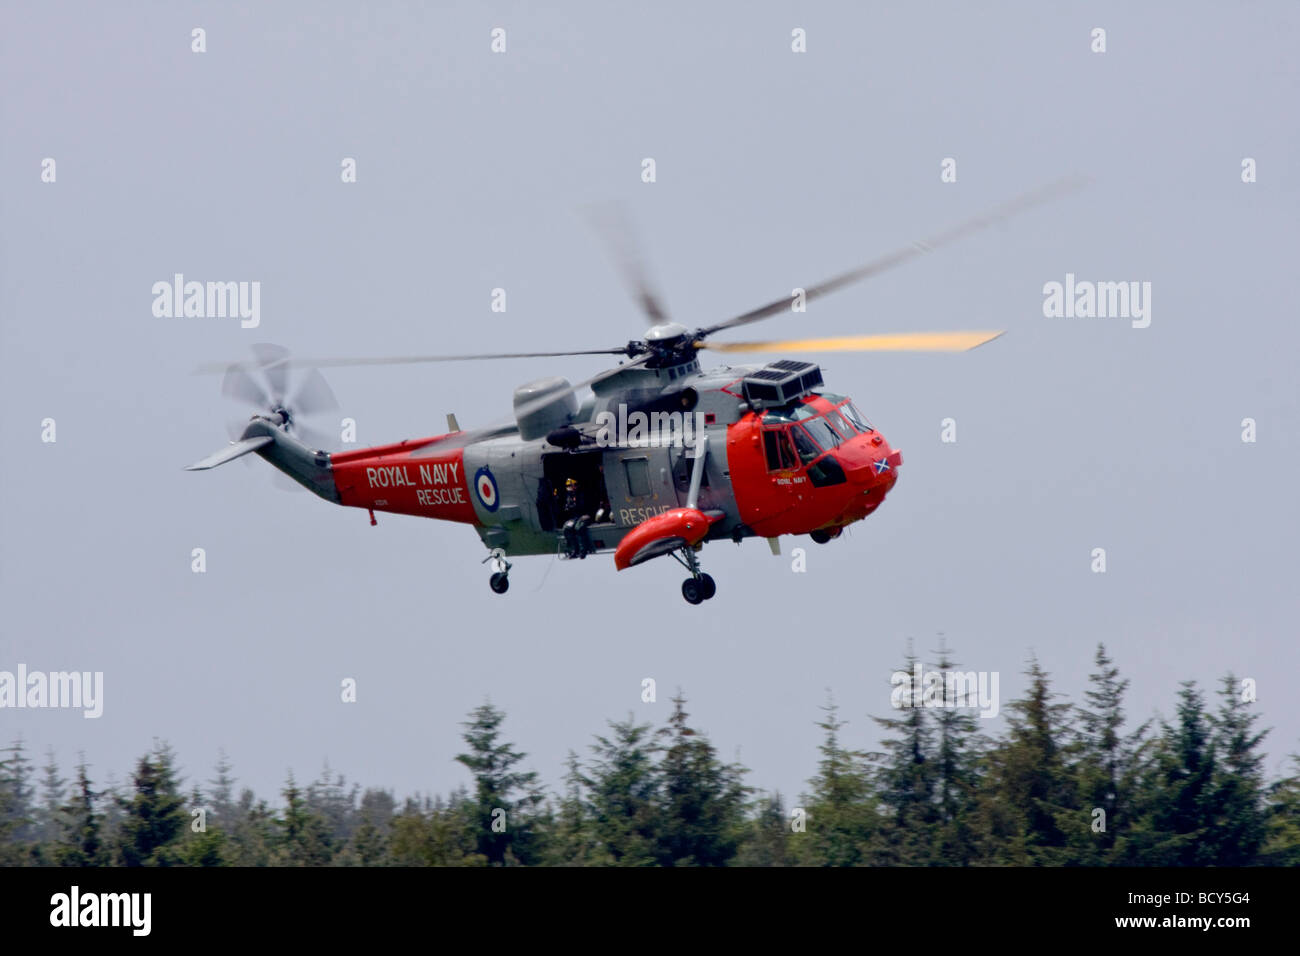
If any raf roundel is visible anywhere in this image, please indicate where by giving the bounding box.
[474,466,499,512]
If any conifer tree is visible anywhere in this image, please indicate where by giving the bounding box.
[796,698,877,866]
[55,762,105,867]
[654,694,747,866]
[1119,682,1216,865]
[36,747,67,850]
[1072,644,1148,863]
[455,702,544,865]
[116,743,187,866]
[974,659,1076,864]
[277,772,333,866]
[1206,674,1269,865]
[870,651,938,864]
[581,716,660,865]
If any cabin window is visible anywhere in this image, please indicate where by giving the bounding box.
[762,429,797,471]
[624,457,652,497]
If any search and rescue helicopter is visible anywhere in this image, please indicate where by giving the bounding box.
[187,181,1079,603]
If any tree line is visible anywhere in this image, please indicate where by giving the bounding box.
[2,644,1298,866]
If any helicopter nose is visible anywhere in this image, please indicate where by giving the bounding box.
[845,433,902,485]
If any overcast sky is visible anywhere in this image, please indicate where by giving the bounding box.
[3,1,1298,808]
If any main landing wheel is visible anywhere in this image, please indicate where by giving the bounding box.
[489,571,510,595]
[681,574,717,605]
[681,578,704,605]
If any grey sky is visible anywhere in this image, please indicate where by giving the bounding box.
[2,1,1298,806]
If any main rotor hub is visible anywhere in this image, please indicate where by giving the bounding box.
[643,322,690,345]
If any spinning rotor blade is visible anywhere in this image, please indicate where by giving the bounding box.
[221,363,271,409]
[289,366,339,417]
[583,200,673,326]
[196,347,631,374]
[250,343,291,403]
[706,330,1005,354]
[696,175,1089,339]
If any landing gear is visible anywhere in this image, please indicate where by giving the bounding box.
[483,550,512,596]
[671,545,717,604]
[810,527,843,544]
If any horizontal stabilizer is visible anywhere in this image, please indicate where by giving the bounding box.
[185,436,274,471]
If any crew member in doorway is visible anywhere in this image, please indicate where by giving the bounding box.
[561,476,591,559]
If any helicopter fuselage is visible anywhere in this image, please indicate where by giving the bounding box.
[314,358,901,560]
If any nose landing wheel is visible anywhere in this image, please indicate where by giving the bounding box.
[489,571,510,594]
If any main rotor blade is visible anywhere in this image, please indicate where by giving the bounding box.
[195,347,631,374]
[583,200,672,326]
[706,330,1005,354]
[696,175,1089,339]
[412,352,656,456]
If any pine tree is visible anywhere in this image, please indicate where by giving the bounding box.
[1119,682,1216,865]
[55,762,105,867]
[581,716,660,865]
[307,762,360,848]
[869,650,939,864]
[653,694,747,866]
[929,644,983,865]
[1205,674,1268,865]
[1073,644,1148,863]
[543,751,599,865]
[734,791,794,866]
[36,748,67,849]
[207,750,237,833]
[343,788,395,866]
[1260,756,1300,865]
[277,772,333,865]
[0,738,36,862]
[795,698,877,866]
[973,659,1077,865]
[116,743,188,866]
[455,703,544,865]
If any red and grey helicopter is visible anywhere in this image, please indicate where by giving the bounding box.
[188,182,1076,603]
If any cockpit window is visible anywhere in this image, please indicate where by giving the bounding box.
[802,417,842,451]
[826,410,856,438]
[789,425,820,464]
[842,401,873,433]
[763,403,817,425]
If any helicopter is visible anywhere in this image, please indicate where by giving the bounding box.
[187,180,1080,603]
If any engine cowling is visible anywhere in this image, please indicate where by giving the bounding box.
[513,377,577,440]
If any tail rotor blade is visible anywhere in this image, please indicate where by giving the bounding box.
[250,343,291,404]
[221,363,270,409]
[290,367,339,417]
